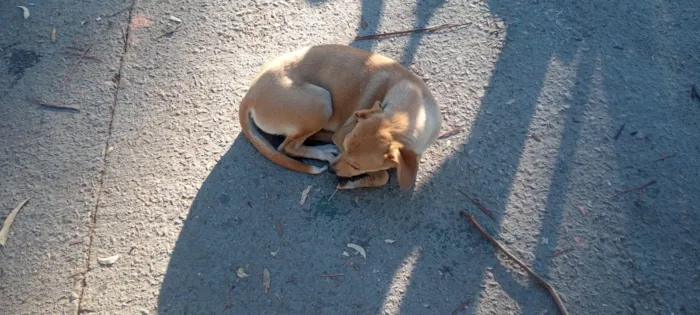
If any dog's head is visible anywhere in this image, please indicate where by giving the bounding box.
[331,101,419,189]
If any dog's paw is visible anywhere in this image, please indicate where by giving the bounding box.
[317,144,340,156]
[336,180,358,190]
[335,174,367,189]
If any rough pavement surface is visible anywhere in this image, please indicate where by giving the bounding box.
[1,0,699,314]
[1,1,131,314]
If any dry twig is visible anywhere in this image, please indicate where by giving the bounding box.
[62,42,93,85]
[654,153,678,162]
[459,191,496,221]
[224,282,236,309]
[549,246,574,258]
[321,273,344,283]
[66,50,103,62]
[438,127,463,139]
[328,188,338,201]
[610,179,657,199]
[451,301,469,315]
[460,210,569,315]
[613,123,625,140]
[354,22,471,41]
[26,97,80,111]
[157,24,182,39]
[69,270,88,279]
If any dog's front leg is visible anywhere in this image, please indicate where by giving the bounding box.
[337,170,389,190]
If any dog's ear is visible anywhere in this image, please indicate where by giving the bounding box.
[354,101,383,121]
[386,146,419,189]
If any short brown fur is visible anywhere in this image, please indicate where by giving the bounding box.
[238,45,441,189]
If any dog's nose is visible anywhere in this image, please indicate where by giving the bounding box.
[327,166,336,174]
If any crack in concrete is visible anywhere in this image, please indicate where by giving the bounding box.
[75,0,137,313]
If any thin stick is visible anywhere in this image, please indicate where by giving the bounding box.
[354,22,471,41]
[460,211,569,315]
[62,42,93,85]
[610,179,657,199]
[320,273,345,278]
[438,127,463,139]
[0,198,31,246]
[613,123,625,140]
[549,247,574,258]
[66,50,103,62]
[451,301,469,315]
[328,188,338,201]
[224,282,236,309]
[459,191,496,221]
[157,24,182,39]
[321,273,344,283]
[26,97,80,111]
[654,152,678,162]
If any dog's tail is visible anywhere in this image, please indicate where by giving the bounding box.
[239,99,326,175]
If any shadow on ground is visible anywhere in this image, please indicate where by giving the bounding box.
[348,0,447,67]
[157,0,700,314]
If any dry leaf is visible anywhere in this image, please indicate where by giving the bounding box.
[342,251,349,257]
[51,28,57,43]
[0,198,31,247]
[347,243,366,259]
[354,196,360,205]
[275,219,283,236]
[262,268,271,294]
[271,247,279,256]
[299,185,312,205]
[236,267,250,278]
[384,239,396,244]
[17,6,30,19]
[168,15,183,23]
[97,254,120,265]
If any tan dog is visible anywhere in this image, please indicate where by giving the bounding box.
[239,44,441,189]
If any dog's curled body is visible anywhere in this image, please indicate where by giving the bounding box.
[239,44,441,189]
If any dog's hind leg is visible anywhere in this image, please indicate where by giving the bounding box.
[267,83,338,163]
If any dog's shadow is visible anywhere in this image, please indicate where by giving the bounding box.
[156,132,551,314]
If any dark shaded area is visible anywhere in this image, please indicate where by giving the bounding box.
[349,0,447,67]
[158,1,700,314]
[350,0,385,52]
[484,1,700,313]
[399,0,446,66]
[5,49,41,76]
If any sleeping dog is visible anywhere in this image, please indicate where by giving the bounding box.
[239,44,441,189]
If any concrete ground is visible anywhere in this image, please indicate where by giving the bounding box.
[1,0,699,314]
